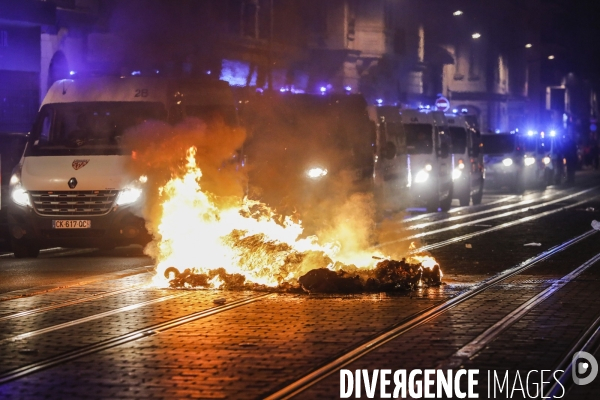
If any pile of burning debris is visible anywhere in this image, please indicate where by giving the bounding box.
[164,257,442,294]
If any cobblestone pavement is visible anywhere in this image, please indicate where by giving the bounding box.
[0,175,599,399]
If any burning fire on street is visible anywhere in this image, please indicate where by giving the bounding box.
[146,146,442,294]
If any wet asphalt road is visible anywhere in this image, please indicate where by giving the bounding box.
[0,170,599,399]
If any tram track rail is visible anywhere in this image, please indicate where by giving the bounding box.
[2,189,589,322]
[545,313,600,398]
[265,228,598,399]
[393,194,600,253]
[406,186,597,232]
[0,291,192,345]
[0,293,272,384]
[402,194,519,223]
[0,265,153,303]
[0,285,145,322]
[1,192,598,390]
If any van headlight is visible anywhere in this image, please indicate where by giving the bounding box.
[414,170,430,183]
[524,156,536,166]
[9,171,31,207]
[502,158,513,167]
[452,169,462,181]
[116,188,142,206]
[11,187,31,207]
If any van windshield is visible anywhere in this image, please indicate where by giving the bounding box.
[521,136,538,152]
[404,124,433,154]
[481,135,516,154]
[27,102,167,156]
[448,127,467,154]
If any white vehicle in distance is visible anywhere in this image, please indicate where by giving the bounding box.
[481,133,524,193]
[8,76,237,257]
[445,114,484,206]
[400,109,453,212]
[520,131,549,190]
[368,105,405,212]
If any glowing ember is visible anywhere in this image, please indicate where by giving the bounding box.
[150,147,442,291]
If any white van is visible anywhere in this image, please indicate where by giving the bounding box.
[445,114,484,206]
[368,105,406,212]
[8,76,236,257]
[400,109,453,212]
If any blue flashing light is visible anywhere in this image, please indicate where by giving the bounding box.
[131,71,141,76]
[69,71,76,76]
[206,70,211,75]
[376,99,383,106]
[452,109,458,114]
[425,105,431,109]
[320,86,327,94]
[461,108,468,113]
[495,129,500,133]
[527,130,535,136]
[550,130,556,137]
[155,70,160,74]
[345,86,351,92]
[515,128,519,132]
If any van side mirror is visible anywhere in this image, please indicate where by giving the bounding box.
[440,142,449,158]
[382,142,397,160]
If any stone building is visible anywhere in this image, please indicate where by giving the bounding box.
[0,0,562,136]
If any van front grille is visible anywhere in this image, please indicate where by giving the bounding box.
[30,190,118,216]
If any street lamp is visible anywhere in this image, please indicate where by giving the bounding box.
[453,10,463,16]
[472,32,481,39]
[548,55,555,60]
[525,43,533,48]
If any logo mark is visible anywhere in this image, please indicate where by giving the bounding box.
[572,351,598,385]
[68,178,78,189]
[72,159,89,170]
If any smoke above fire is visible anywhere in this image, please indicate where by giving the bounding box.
[124,115,436,291]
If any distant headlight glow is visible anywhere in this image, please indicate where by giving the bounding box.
[502,158,513,167]
[414,170,430,183]
[452,169,462,181]
[306,167,328,179]
[524,156,536,166]
[116,188,142,206]
[542,156,551,165]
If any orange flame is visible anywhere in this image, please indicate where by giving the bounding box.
[150,147,440,290]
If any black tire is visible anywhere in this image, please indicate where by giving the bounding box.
[440,185,453,212]
[426,196,439,213]
[538,175,547,191]
[512,173,525,194]
[458,188,470,207]
[472,180,484,205]
[12,239,40,258]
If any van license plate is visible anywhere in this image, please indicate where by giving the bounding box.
[52,220,91,229]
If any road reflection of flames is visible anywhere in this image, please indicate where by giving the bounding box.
[151,147,441,290]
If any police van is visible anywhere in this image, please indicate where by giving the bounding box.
[368,105,406,212]
[399,109,453,212]
[8,76,236,257]
[445,114,484,206]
